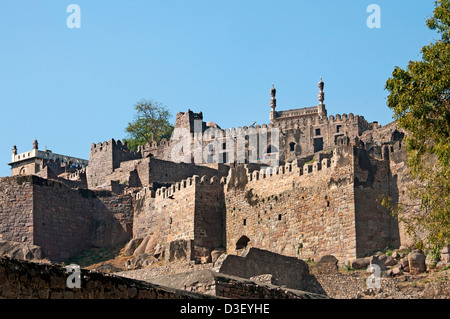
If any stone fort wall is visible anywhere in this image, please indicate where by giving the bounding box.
[0,175,133,262]
[131,174,227,262]
[87,137,229,193]
[224,141,403,261]
[225,144,358,260]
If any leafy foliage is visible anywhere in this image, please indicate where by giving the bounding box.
[123,99,174,152]
[384,0,450,253]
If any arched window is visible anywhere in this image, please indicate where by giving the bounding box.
[265,145,278,154]
[289,142,295,152]
[235,236,250,250]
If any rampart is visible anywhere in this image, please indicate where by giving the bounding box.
[224,140,401,261]
[131,174,227,262]
[87,139,142,189]
[87,137,229,193]
[0,175,133,262]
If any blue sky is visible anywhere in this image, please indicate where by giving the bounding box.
[0,0,439,177]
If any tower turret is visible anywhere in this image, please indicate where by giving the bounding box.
[318,77,327,118]
[270,84,277,122]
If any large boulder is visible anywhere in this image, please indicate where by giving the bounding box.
[214,248,309,290]
[408,250,426,274]
[441,246,450,263]
[133,236,151,256]
[400,257,410,272]
[123,238,143,256]
[384,256,397,267]
[370,255,387,271]
[0,240,44,261]
[211,248,226,263]
[316,255,339,274]
[351,257,370,270]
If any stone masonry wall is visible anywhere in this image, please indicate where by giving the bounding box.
[32,178,93,261]
[194,176,225,250]
[0,176,34,243]
[130,175,226,262]
[353,146,401,257]
[86,140,115,189]
[225,144,358,261]
[0,257,208,299]
[0,175,133,262]
[387,139,421,248]
[91,191,134,248]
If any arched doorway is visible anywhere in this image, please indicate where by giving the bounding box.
[235,236,250,250]
[265,145,278,154]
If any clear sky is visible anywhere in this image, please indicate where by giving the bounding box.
[0,0,439,177]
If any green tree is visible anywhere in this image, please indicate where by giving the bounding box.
[124,99,174,152]
[384,0,450,255]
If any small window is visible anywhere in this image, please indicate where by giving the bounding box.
[222,143,226,150]
[289,142,295,152]
[336,125,342,133]
[315,128,321,136]
[278,214,282,220]
[243,219,247,226]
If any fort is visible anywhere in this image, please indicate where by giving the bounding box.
[0,79,416,270]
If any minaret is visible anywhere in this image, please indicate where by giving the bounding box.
[270,84,277,122]
[318,77,327,118]
[12,145,17,162]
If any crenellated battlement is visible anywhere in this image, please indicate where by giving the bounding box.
[66,167,86,181]
[90,138,141,158]
[133,185,155,200]
[245,156,334,185]
[154,174,227,200]
[272,112,366,128]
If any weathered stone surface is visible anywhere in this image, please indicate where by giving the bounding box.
[123,238,142,256]
[0,257,210,299]
[0,175,133,263]
[214,248,309,290]
[153,243,163,258]
[385,256,397,267]
[133,236,150,256]
[0,240,43,261]
[211,248,225,263]
[316,255,339,274]
[400,257,409,269]
[148,269,328,299]
[441,246,450,263]
[370,255,387,271]
[408,251,426,274]
[249,274,276,285]
[351,257,370,270]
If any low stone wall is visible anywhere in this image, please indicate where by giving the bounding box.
[0,257,211,299]
[213,248,309,290]
[148,269,328,299]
